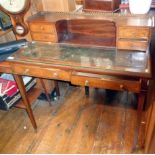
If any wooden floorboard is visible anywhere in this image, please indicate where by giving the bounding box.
[0,83,144,153]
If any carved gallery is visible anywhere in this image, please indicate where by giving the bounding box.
[0,0,155,153]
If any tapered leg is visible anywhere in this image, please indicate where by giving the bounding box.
[132,92,145,152]
[54,80,60,97]
[39,78,52,106]
[14,75,37,130]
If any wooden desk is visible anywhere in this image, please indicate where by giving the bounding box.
[0,42,151,150]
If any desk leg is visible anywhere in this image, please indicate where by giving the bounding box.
[14,74,37,130]
[132,92,145,152]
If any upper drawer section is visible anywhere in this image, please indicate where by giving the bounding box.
[29,23,56,33]
[118,27,150,40]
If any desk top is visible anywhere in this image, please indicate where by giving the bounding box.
[6,42,151,78]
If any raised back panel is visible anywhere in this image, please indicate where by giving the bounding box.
[65,19,116,46]
[67,19,116,37]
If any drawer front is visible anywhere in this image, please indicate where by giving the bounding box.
[118,27,150,39]
[12,64,71,81]
[0,62,12,74]
[117,40,148,51]
[29,23,56,33]
[31,33,57,42]
[71,72,141,93]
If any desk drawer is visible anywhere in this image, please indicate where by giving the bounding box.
[117,40,148,51]
[118,27,150,39]
[31,33,57,42]
[12,64,71,81]
[71,72,141,93]
[0,62,12,74]
[29,23,55,33]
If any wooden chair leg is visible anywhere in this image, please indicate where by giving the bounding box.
[39,79,52,106]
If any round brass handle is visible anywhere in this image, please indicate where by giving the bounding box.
[53,72,58,77]
[40,26,44,30]
[24,69,29,74]
[85,80,89,86]
[120,84,124,89]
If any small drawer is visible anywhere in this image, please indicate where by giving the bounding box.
[71,72,141,93]
[29,23,56,33]
[12,64,71,81]
[117,40,148,51]
[118,27,150,40]
[31,33,57,42]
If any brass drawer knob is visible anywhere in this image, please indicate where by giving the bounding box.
[40,26,44,30]
[53,72,58,77]
[24,69,29,74]
[85,80,89,86]
[120,84,124,89]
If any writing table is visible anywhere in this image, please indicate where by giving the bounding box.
[0,42,151,150]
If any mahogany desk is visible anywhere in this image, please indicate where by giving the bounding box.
[0,42,151,150]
